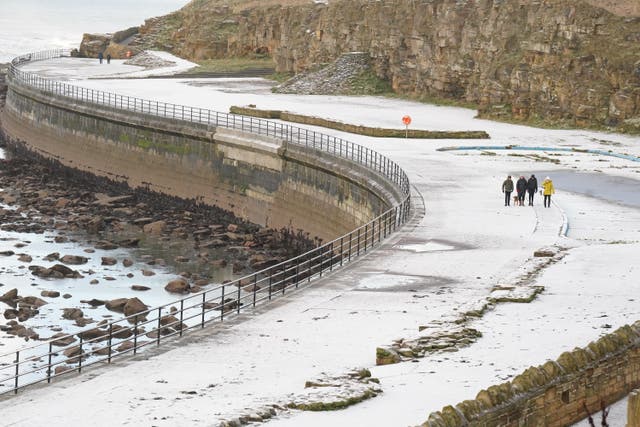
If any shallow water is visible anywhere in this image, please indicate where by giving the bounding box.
[532,171,640,209]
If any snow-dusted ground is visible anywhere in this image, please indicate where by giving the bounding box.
[20,52,197,80]
[1,58,639,426]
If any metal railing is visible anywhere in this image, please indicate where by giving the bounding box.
[0,49,412,395]
[8,49,410,195]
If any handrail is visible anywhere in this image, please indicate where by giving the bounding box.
[0,49,412,395]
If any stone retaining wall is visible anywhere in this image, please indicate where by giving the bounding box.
[424,321,640,427]
[1,78,404,242]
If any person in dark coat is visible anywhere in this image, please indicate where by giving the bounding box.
[502,175,514,206]
[98,52,103,64]
[106,53,111,64]
[527,174,538,206]
[516,176,527,206]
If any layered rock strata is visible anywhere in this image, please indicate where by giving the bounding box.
[114,0,640,131]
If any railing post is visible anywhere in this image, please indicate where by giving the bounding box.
[282,264,287,295]
[237,282,241,314]
[371,221,375,247]
[133,315,139,355]
[78,335,83,373]
[268,272,273,300]
[307,252,312,282]
[364,224,368,252]
[202,293,206,327]
[179,300,184,337]
[107,324,113,363]
[329,242,334,271]
[295,258,300,288]
[47,342,53,383]
[253,274,258,307]
[14,351,19,394]
[157,307,162,346]
[220,285,226,321]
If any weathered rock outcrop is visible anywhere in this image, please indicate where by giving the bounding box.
[124,0,640,131]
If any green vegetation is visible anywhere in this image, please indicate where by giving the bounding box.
[186,56,275,74]
[287,389,379,411]
[267,71,295,83]
[347,69,393,95]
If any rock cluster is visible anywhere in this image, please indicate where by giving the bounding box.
[0,140,316,343]
[123,51,176,69]
[219,368,381,426]
[274,52,371,95]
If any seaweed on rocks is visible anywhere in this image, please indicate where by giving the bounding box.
[0,136,317,279]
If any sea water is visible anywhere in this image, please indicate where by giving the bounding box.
[0,0,190,63]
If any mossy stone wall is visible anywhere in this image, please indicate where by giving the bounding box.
[424,322,640,427]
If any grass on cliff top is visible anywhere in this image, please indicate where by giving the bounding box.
[186,57,275,74]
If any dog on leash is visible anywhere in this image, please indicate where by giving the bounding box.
[513,195,519,206]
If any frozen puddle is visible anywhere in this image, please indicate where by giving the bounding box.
[394,241,456,253]
[355,273,454,291]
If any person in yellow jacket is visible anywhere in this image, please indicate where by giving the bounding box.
[542,176,555,208]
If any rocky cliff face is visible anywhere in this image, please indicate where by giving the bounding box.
[0,65,7,112]
[126,0,640,131]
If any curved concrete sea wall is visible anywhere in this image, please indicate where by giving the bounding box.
[0,50,411,395]
[1,54,406,243]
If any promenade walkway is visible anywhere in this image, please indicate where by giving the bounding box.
[2,57,640,426]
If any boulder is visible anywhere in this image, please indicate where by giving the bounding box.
[105,298,128,313]
[3,309,17,320]
[143,220,166,235]
[118,238,140,248]
[95,241,118,250]
[41,290,61,298]
[123,297,148,317]
[131,285,150,291]
[43,252,60,261]
[62,308,84,320]
[50,264,81,278]
[122,258,134,267]
[101,257,117,266]
[0,288,18,302]
[76,328,108,342]
[165,279,190,294]
[116,340,135,352]
[17,254,32,263]
[50,332,77,347]
[60,255,89,265]
[20,296,47,308]
[82,299,105,307]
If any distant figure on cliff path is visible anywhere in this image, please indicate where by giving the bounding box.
[542,176,555,208]
[98,52,103,64]
[502,175,514,206]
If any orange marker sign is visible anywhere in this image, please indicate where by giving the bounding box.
[402,115,412,126]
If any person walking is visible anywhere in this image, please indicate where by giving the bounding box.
[502,175,514,206]
[527,174,538,206]
[98,52,103,64]
[516,176,527,206]
[542,176,555,208]
[106,53,111,64]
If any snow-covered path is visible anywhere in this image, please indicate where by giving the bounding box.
[1,57,639,426]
